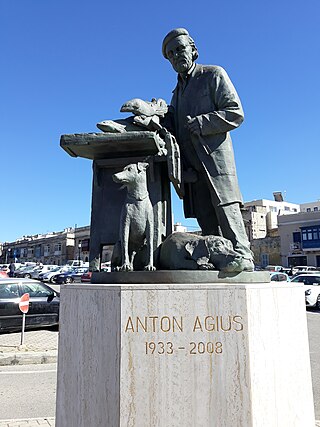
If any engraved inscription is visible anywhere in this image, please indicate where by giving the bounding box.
[125,316,183,333]
[125,314,244,356]
[145,341,223,355]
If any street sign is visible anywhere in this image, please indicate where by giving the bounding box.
[19,293,30,314]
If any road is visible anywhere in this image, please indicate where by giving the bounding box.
[0,363,57,420]
[0,311,319,421]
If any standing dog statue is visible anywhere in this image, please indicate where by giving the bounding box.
[112,162,155,271]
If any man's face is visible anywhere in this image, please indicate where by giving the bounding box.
[165,35,194,74]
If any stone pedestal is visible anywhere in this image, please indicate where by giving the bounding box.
[56,279,315,427]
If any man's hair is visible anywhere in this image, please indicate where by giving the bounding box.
[162,28,199,61]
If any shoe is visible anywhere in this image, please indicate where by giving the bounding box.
[223,258,254,273]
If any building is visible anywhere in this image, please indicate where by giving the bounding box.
[1,226,90,266]
[250,236,281,267]
[242,205,267,240]
[243,192,300,239]
[241,193,299,267]
[73,226,90,263]
[300,201,320,213]
[0,222,186,266]
[278,210,320,267]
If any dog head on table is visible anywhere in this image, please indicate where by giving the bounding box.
[185,235,238,269]
[112,162,150,197]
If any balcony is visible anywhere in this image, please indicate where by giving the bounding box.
[301,239,320,251]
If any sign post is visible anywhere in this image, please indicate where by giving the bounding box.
[19,293,30,346]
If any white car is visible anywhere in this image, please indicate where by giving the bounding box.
[290,274,320,309]
[291,266,319,275]
[264,265,283,272]
[270,272,290,282]
[30,265,57,280]
[39,266,70,283]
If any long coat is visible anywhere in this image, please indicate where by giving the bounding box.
[170,63,244,217]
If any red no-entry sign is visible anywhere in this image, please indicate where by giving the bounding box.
[19,293,30,314]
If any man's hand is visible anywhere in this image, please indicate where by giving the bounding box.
[186,115,201,136]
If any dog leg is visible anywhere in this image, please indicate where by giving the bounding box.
[120,214,133,271]
[144,216,156,271]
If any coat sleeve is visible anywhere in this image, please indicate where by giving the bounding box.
[197,66,244,136]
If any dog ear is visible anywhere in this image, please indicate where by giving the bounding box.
[137,162,149,172]
[185,240,198,258]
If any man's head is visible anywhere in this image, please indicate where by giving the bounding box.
[162,28,198,74]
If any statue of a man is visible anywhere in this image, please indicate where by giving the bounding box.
[162,28,254,272]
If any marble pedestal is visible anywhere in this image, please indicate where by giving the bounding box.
[56,279,315,427]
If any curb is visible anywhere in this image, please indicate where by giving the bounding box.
[0,417,55,426]
[0,350,57,366]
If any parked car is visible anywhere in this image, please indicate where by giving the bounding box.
[264,265,283,272]
[55,268,89,284]
[291,274,320,309]
[291,266,319,276]
[30,265,57,280]
[101,262,111,272]
[15,265,42,279]
[39,266,70,283]
[270,272,290,282]
[66,260,89,268]
[273,267,292,276]
[0,264,9,272]
[81,271,92,283]
[0,278,59,332]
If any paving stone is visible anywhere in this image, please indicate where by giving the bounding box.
[0,330,58,353]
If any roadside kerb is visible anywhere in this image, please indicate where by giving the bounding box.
[0,417,55,426]
[0,350,57,366]
[0,329,58,366]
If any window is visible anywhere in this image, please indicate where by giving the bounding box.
[293,208,297,212]
[20,282,53,297]
[0,283,20,299]
[314,207,319,212]
[21,248,27,257]
[302,231,307,241]
[270,206,277,212]
[284,206,290,211]
[308,229,313,240]
[54,243,62,252]
[307,208,311,212]
[293,232,301,243]
[294,276,320,285]
[27,247,34,258]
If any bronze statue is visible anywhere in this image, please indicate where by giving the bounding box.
[162,28,254,272]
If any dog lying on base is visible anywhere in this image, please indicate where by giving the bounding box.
[111,162,155,271]
[159,232,239,271]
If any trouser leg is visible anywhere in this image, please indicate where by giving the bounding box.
[215,202,253,260]
[188,178,220,235]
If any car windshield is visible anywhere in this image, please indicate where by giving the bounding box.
[291,275,320,285]
[16,266,30,272]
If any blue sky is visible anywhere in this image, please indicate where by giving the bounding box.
[1,0,319,242]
